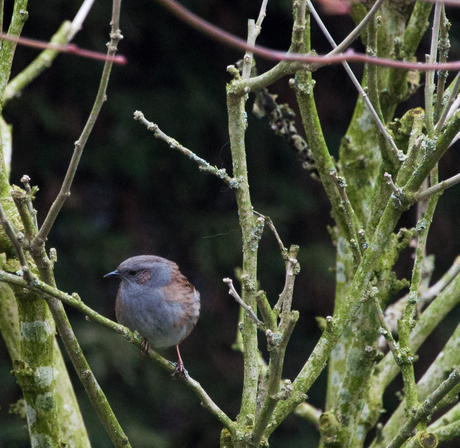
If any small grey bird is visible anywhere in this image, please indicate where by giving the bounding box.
[105,255,200,377]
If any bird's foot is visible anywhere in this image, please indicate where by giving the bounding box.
[140,338,150,356]
[171,359,187,378]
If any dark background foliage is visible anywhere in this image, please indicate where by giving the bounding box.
[1,1,460,446]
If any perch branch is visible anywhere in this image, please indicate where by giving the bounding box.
[0,269,236,435]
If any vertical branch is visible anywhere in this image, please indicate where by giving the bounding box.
[398,172,441,423]
[292,18,353,243]
[252,248,300,447]
[366,16,383,123]
[241,0,268,80]
[227,68,260,435]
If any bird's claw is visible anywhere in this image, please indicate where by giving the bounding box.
[140,338,150,356]
[172,360,187,378]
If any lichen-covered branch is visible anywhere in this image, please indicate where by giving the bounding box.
[134,110,236,188]
[226,68,260,443]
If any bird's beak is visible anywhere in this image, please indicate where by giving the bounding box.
[104,270,120,278]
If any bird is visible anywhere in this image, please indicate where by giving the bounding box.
[104,255,200,377]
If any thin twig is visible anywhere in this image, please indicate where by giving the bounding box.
[384,172,402,195]
[330,170,362,265]
[20,175,38,230]
[434,6,449,122]
[381,256,457,330]
[34,17,123,249]
[413,171,460,202]
[4,22,72,104]
[274,247,300,313]
[446,80,460,122]
[241,0,268,80]
[223,277,262,325]
[0,200,32,282]
[373,288,399,355]
[255,0,269,28]
[253,211,287,255]
[316,0,386,60]
[68,0,97,41]
[242,20,257,80]
[134,111,236,188]
[0,32,126,64]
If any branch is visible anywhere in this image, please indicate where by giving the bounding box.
[253,246,299,446]
[330,170,362,265]
[310,0,385,61]
[0,31,126,64]
[0,199,33,283]
[274,245,300,317]
[4,22,72,103]
[405,110,460,194]
[133,111,236,188]
[241,0,268,80]
[413,172,460,202]
[223,277,262,325]
[253,211,287,255]
[4,0,103,104]
[68,0,96,41]
[387,368,460,448]
[419,255,460,305]
[374,288,399,355]
[294,402,322,427]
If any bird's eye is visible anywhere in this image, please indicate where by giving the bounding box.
[128,270,138,276]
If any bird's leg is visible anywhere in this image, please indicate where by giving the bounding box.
[140,338,150,356]
[172,344,187,377]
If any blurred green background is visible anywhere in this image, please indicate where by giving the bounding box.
[1,0,460,446]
